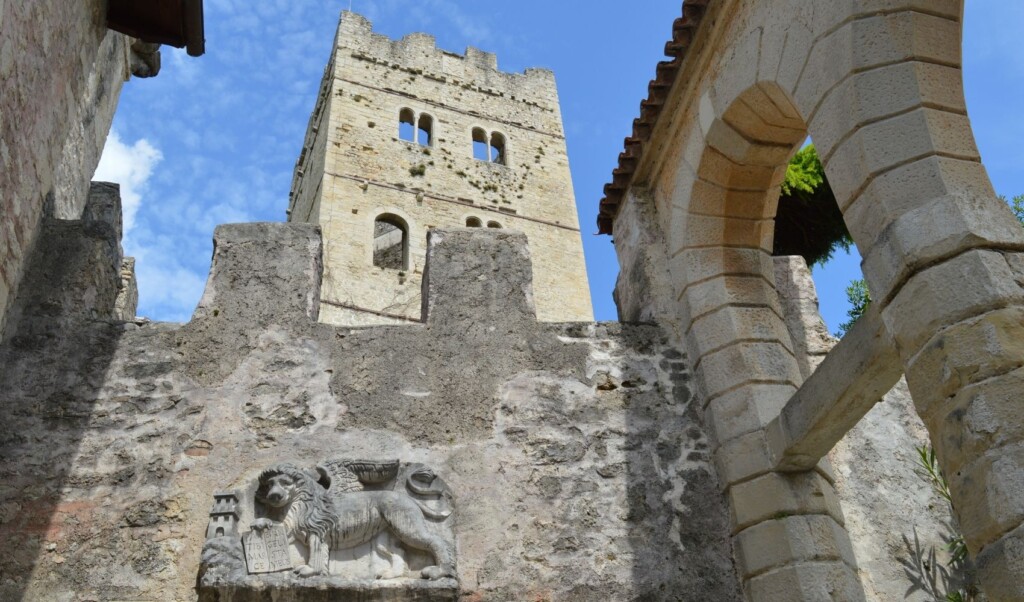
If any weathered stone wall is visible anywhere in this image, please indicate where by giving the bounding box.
[774,257,953,602]
[0,1,130,336]
[288,11,593,326]
[0,209,738,600]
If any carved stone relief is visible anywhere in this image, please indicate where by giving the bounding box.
[199,459,457,600]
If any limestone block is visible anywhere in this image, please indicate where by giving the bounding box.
[687,180,778,220]
[854,0,961,20]
[714,430,773,487]
[924,367,1024,478]
[775,21,815,99]
[697,147,785,191]
[669,248,776,295]
[735,515,856,579]
[860,194,1024,305]
[682,213,775,252]
[842,156,996,246]
[906,306,1024,409]
[949,443,1024,554]
[696,341,802,402]
[811,61,966,164]
[824,107,980,212]
[686,306,795,367]
[882,250,1024,356]
[852,11,960,72]
[706,383,796,446]
[794,20,853,118]
[706,116,799,164]
[974,522,1024,602]
[192,223,323,325]
[745,560,865,602]
[709,25,761,118]
[680,274,784,326]
[421,229,535,326]
[730,472,844,533]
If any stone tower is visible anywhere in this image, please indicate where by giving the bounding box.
[288,11,593,325]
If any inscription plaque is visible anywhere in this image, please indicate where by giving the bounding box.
[243,524,292,574]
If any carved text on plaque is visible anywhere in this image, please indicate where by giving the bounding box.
[243,524,292,574]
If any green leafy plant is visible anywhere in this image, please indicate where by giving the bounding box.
[999,194,1024,225]
[898,445,980,602]
[835,279,871,337]
[773,144,852,267]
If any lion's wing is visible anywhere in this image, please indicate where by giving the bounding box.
[316,459,400,500]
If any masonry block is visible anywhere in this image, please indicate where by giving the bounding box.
[706,383,796,446]
[974,522,1024,602]
[192,223,323,325]
[882,250,1024,355]
[730,472,845,534]
[745,560,865,602]
[421,229,536,327]
[949,443,1024,554]
[906,305,1024,410]
[735,515,856,579]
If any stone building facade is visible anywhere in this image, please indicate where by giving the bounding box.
[2,2,1024,602]
[287,12,593,325]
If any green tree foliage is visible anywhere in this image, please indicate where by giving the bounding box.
[999,194,1024,225]
[836,279,871,337]
[773,145,852,267]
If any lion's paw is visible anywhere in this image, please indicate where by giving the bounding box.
[293,565,319,578]
[251,518,275,531]
[420,565,453,580]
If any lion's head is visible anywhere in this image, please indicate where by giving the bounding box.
[255,464,338,541]
[256,464,316,508]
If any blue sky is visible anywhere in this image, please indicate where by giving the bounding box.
[98,1,1024,329]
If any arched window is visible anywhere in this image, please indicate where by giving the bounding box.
[490,132,506,165]
[472,128,489,161]
[466,217,482,227]
[487,221,502,229]
[417,114,433,147]
[399,108,415,142]
[373,214,408,270]
[216,527,225,537]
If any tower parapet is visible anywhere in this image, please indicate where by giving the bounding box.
[288,11,592,326]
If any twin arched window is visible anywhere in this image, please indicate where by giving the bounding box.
[396,112,506,164]
[472,128,506,165]
[399,108,433,147]
[466,216,501,229]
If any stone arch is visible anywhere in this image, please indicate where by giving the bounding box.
[662,76,881,598]
[628,2,1024,598]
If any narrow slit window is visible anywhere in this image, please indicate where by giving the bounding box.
[466,217,482,227]
[490,132,506,165]
[417,114,433,147]
[373,214,408,270]
[472,128,490,161]
[399,108,416,142]
[487,221,502,229]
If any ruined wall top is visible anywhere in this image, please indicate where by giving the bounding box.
[335,11,558,111]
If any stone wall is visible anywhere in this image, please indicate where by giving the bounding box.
[0,0,130,337]
[0,205,738,600]
[288,11,593,326]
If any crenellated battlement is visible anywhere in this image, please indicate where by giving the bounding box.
[335,11,558,111]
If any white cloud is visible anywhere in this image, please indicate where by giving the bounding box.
[94,130,163,233]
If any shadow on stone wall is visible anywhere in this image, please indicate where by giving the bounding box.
[0,184,127,601]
